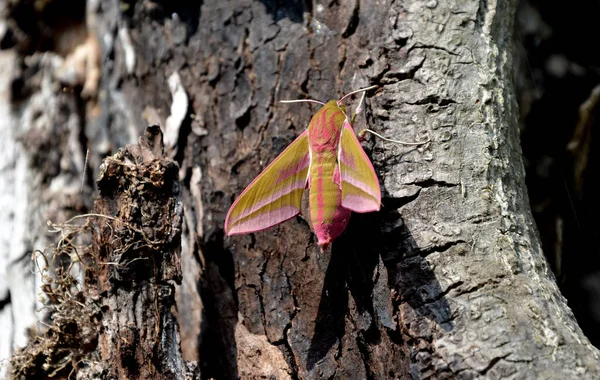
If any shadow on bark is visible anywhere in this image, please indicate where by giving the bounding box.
[307,200,453,369]
[199,232,240,380]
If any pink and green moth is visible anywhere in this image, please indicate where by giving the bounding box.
[225,86,381,250]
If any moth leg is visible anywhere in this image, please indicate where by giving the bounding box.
[351,90,368,124]
[357,128,369,143]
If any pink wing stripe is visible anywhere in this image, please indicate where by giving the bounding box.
[340,149,356,170]
[340,172,379,200]
[275,155,310,184]
[228,206,299,234]
[228,179,308,226]
[341,195,380,213]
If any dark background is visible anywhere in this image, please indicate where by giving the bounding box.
[516,0,600,346]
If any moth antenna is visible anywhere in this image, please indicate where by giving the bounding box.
[280,99,326,106]
[337,85,379,106]
[361,129,431,146]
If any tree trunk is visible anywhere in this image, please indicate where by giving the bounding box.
[3,0,600,379]
[88,126,192,379]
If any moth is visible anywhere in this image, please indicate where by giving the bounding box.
[225,86,381,250]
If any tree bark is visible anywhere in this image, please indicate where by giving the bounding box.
[1,1,95,377]
[88,125,192,379]
[3,0,600,379]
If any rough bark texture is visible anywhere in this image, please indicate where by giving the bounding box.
[0,1,95,377]
[191,0,600,378]
[89,125,192,379]
[6,126,193,379]
[3,0,600,379]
